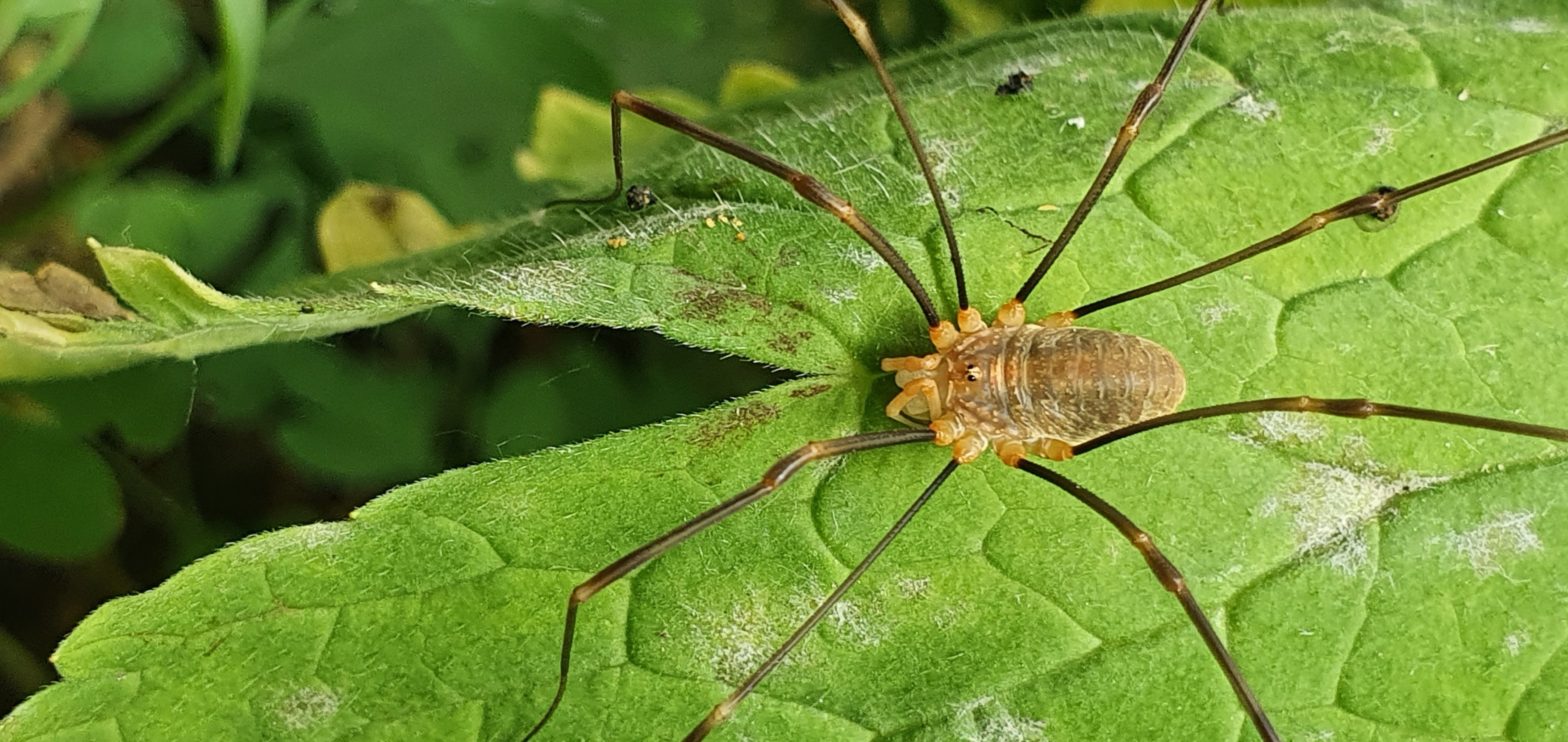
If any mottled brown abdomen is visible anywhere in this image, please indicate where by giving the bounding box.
[947,325,1186,445]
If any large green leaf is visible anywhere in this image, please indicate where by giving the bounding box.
[52,0,191,117]
[6,2,1568,739]
[211,0,266,174]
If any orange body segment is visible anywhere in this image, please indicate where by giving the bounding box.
[885,312,1186,461]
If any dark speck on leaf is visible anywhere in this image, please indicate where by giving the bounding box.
[688,402,781,447]
[788,383,833,399]
[995,70,1034,96]
[626,184,657,211]
[367,188,398,218]
[768,330,812,355]
[298,303,315,314]
[678,286,771,322]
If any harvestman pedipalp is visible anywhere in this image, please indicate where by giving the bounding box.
[523,1,1568,739]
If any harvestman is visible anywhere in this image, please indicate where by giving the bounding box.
[524,1,1568,739]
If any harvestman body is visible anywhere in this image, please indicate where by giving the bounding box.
[884,322,1187,463]
[524,1,1568,739]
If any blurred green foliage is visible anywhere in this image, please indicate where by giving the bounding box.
[0,0,1101,713]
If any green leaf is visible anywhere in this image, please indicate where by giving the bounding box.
[7,3,1568,740]
[475,332,781,459]
[0,242,423,380]
[253,1,609,220]
[716,61,799,108]
[211,0,264,174]
[938,0,1011,35]
[73,172,299,284]
[0,1,101,119]
[313,182,469,273]
[514,85,712,187]
[0,418,123,561]
[53,0,191,116]
[15,361,196,453]
[0,4,26,55]
[267,345,445,487]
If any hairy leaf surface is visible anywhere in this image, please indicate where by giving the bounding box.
[5,3,1568,740]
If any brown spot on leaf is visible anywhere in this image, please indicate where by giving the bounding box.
[316,181,462,272]
[788,383,833,399]
[768,330,812,355]
[775,244,806,268]
[687,402,781,447]
[677,285,771,322]
[367,188,399,219]
[0,262,131,319]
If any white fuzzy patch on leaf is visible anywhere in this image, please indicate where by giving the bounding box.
[1504,629,1531,657]
[842,245,887,273]
[826,599,883,647]
[895,575,932,599]
[237,522,352,561]
[1501,18,1553,34]
[1195,299,1240,328]
[692,585,817,684]
[1436,509,1544,578]
[1362,123,1398,156]
[952,695,1048,742]
[274,686,339,731]
[1259,412,1329,444]
[1262,462,1449,573]
[1229,93,1280,123]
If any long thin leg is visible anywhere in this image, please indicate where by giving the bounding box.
[685,460,960,741]
[1011,459,1280,742]
[1013,0,1220,303]
[521,428,935,740]
[825,0,969,311]
[1068,127,1568,320]
[1070,396,1568,457]
[547,90,942,327]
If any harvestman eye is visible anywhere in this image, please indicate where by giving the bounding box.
[524,1,1568,740]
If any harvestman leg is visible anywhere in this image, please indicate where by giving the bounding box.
[1012,401,1567,742]
[823,0,970,311]
[685,460,961,741]
[1068,396,1568,456]
[1062,127,1568,320]
[1012,0,1222,303]
[1011,459,1279,742]
[520,428,934,740]
[549,90,942,328]
[553,0,973,325]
